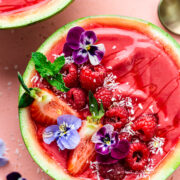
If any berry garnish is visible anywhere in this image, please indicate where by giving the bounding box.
[126,142,149,171]
[118,132,132,142]
[132,114,157,141]
[80,65,106,92]
[99,162,125,180]
[67,88,87,110]
[61,63,78,88]
[104,106,128,130]
[94,87,112,109]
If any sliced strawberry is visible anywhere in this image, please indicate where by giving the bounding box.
[30,88,79,125]
[67,121,101,176]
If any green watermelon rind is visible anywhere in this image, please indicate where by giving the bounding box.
[0,0,73,29]
[19,15,180,180]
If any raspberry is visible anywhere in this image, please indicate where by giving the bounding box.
[119,132,132,142]
[79,65,106,92]
[61,63,78,88]
[94,87,112,109]
[132,114,157,141]
[99,162,125,180]
[103,107,128,130]
[80,109,91,119]
[126,142,149,170]
[67,88,86,110]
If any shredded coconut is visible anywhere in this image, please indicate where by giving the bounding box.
[148,136,165,155]
[112,45,117,49]
[90,161,100,180]
[103,73,119,90]
[120,122,135,135]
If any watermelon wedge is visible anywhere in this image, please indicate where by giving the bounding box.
[0,0,73,29]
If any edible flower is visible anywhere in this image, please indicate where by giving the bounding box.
[6,172,26,180]
[0,139,8,167]
[43,115,81,150]
[63,26,105,65]
[92,124,130,164]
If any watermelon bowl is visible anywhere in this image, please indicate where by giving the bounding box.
[18,15,180,180]
[0,0,73,29]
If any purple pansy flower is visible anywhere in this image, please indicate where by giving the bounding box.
[7,172,26,180]
[0,139,8,167]
[63,26,105,65]
[43,115,81,150]
[92,124,130,164]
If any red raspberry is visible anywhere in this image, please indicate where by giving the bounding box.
[79,65,106,92]
[126,142,149,171]
[66,88,86,110]
[99,162,125,180]
[132,114,157,141]
[80,109,91,119]
[94,87,112,109]
[119,132,132,142]
[61,63,78,88]
[104,107,128,130]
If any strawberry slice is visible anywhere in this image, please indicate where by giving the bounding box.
[67,121,101,176]
[30,88,79,125]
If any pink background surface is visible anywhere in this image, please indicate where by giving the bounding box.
[0,0,180,179]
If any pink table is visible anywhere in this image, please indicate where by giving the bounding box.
[0,0,179,179]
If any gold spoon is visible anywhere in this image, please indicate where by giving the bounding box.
[158,0,180,35]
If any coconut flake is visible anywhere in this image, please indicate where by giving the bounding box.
[148,136,165,155]
[103,73,119,90]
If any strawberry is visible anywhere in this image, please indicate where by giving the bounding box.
[30,88,79,125]
[67,121,101,175]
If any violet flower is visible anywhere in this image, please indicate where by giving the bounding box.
[43,115,81,150]
[0,139,8,167]
[63,26,105,65]
[92,124,130,164]
[7,172,26,180]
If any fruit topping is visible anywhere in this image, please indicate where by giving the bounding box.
[61,63,78,88]
[132,114,157,141]
[63,26,105,65]
[126,142,149,171]
[30,89,79,125]
[94,87,112,109]
[103,106,128,130]
[80,65,106,92]
[99,162,125,180]
[66,88,87,110]
[118,132,132,142]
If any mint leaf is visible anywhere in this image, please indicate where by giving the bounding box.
[32,52,54,77]
[19,92,34,108]
[51,56,65,74]
[47,74,69,92]
[98,102,105,119]
[32,52,69,92]
[89,91,99,116]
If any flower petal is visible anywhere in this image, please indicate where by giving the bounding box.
[57,138,65,150]
[0,139,5,156]
[67,26,84,50]
[43,125,59,144]
[0,156,8,167]
[60,130,80,149]
[111,131,119,147]
[111,140,130,160]
[88,44,105,66]
[96,126,106,137]
[63,43,73,57]
[6,172,24,180]
[95,143,110,155]
[80,31,97,46]
[57,115,81,130]
[91,132,102,144]
[96,153,118,164]
[103,124,114,136]
[73,48,88,64]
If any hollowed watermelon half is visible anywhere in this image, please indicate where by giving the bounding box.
[19,15,180,179]
[0,0,73,29]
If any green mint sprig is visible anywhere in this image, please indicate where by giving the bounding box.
[88,91,105,124]
[32,52,69,92]
[18,72,40,108]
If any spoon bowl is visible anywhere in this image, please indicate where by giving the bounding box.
[158,0,180,35]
